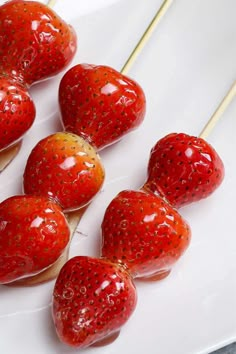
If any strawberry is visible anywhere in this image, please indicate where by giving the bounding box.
[23,132,105,212]
[52,256,137,348]
[0,77,35,151]
[144,133,224,208]
[101,190,191,280]
[0,195,70,284]
[0,0,77,86]
[0,0,77,152]
[59,64,146,150]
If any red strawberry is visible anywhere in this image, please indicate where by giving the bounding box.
[52,256,137,348]
[101,190,191,280]
[0,195,70,284]
[144,133,224,208]
[0,77,35,151]
[0,0,77,86]
[23,132,105,212]
[59,64,146,150]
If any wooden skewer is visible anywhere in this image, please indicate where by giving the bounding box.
[47,0,57,7]
[121,0,173,75]
[10,0,173,286]
[199,81,236,139]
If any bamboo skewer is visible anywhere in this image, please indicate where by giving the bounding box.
[199,81,236,139]
[47,0,57,7]
[121,0,173,74]
[120,0,173,75]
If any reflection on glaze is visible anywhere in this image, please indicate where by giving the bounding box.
[59,156,76,170]
[185,147,193,158]
[101,83,118,95]
[143,213,157,223]
[30,216,44,228]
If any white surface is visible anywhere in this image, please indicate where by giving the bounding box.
[0,0,236,353]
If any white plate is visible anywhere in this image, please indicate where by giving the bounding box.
[0,0,236,353]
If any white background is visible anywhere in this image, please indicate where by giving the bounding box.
[0,0,236,353]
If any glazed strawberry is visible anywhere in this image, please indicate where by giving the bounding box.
[144,133,224,208]
[59,64,146,150]
[101,190,191,280]
[23,132,105,212]
[0,0,77,86]
[0,195,70,284]
[0,0,77,153]
[0,77,35,151]
[52,256,137,348]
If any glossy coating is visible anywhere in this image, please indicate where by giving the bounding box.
[144,133,225,208]
[0,77,36,151]
[59,64,146,150]
[101,190,191,279]
[0,195,70,284]
[23,132,105,212]
[52,256,137,348]
[0,0,77,86]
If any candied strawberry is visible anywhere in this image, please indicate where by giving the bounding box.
[144,133,224,208]
[101,190,191,280]
[0,0,77,86]
[23,132,105,212]
[0,0,77,153]
[59,64,146,150]
[0,195,70,284]
[0,77,35,151]
[52,256,137,348]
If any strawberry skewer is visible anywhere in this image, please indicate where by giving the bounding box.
[50,82,231,349]
[142,82,236,209]
[1,0,172,286]
[101,81,233,281]
[51,84,232,348]
[143,82,232,208]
